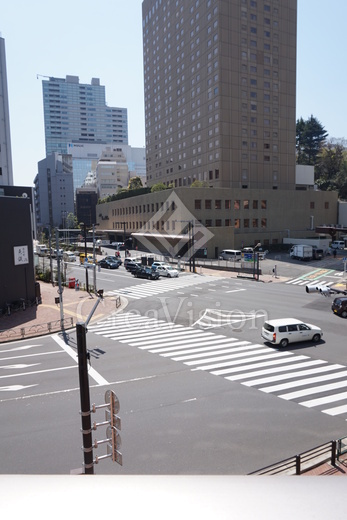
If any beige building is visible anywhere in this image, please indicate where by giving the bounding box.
[96,148,129,199]
[96,187,338,257]
[142,0,297,191]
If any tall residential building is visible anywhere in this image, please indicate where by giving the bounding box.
[34,153,74,228]
[42,75,128,189]
[0,37,13,186]
[142,0,297,191]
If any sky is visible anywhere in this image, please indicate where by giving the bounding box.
[1,0,346,187]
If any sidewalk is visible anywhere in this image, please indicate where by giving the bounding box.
[0,281,125,343]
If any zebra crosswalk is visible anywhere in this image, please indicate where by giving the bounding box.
[285,268,336,287]
[89,312,347,420]
[105,273,223,299]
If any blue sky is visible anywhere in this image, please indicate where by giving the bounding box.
[1,0,346,187]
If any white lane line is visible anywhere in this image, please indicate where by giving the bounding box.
[279,380,347,401]
[322,404,347,416]
[0,384,38,392]
[52,334,109,386]
[0,365,77,379]
[196,350,293,372]
[260,368,347,393]
[226,289,247,294]
[0,363,41,370]
[230,359,325,382]
[214,355,299,377]
[0,351,64,362]
[299,391,347,408]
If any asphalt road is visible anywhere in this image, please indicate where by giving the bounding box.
[1,256,347,475]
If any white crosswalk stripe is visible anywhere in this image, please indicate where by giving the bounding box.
[286,278,335,287]
[105,273,223,299]
[88,312,347,419]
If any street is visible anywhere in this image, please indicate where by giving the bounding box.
[1,257,347,474]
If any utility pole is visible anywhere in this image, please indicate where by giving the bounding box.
[81,222,89,292]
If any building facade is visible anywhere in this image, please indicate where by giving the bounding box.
[42,76,128,189]
[0,37,13,186]
[34,153,74,229]
[142,0,297,190]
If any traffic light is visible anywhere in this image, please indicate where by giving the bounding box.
[305,284,331,296]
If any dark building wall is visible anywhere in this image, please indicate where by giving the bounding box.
[0,197,36,308]
[76,191,97,227]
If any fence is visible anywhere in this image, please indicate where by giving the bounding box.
[0,317,74,343]
[249,437,347,475]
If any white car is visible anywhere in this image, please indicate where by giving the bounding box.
[261,318,322,348]
[151,261,169,269]
[155,265,179,278]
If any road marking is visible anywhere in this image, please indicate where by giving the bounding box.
[52,334,109,386]
[0,365,77,379]
[0,384,38,392]
[0,364,40,370]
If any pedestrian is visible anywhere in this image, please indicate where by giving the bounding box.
[333,249,337,259]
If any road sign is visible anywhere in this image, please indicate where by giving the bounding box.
[105,409,121,429]
[105,389,120,414]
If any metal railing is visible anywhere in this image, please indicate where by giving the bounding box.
[0,317,74,342]
[249,438,347,476]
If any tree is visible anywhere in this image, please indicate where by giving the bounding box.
[66,212,79,229]
[191,180,209,187]
[151,182,169,192]
[128,176,143,190]
[296,115,328,165]
[315,141,347,199]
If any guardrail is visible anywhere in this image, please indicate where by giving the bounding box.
[0,317,74,343]
[249,438,347,475]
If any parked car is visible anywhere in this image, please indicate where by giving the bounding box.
[133,266,160,280]
[155,265,179,278]
[331,297,347,318]
[219,249,242,261]
[104,255,122,266]
[124,257,140,268]
[261,318,322,348]
[125,260,142,272]
[151,261,169,269]
[331,241,345,250]
[98,258,120,269]
[63,252,76,262]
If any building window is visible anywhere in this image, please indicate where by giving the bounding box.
[225,200,231,210]
[234,218,240,229]
[225,219,231,226]
[205,199,212,209]
[253,218,258,228]
[205,219,212,227]
[244,219,250,228]
[253,200,258,209]
[234,200,240,210]
[195,199,202,210]
[261,200,267,209]
[325,201,329,209]
[310,201,315,209]
[215,219,222,227]
[215,199,221,209]
[261,218,267,228]
[243,200,249,209]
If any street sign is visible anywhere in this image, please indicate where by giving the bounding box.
[105,389,120,414]
[105,409,121,429]
[107,443,123,466]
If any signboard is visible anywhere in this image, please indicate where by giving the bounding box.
[14,245,29,265]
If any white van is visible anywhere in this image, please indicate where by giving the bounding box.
[261,318,322,348]
[331,241,345,250]
[219,249,242,261]
[63,252,76,262]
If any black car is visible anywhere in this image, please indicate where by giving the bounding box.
[332,296,347,318]
[125,260,142,272]
[133,266,160,280]
[98,258,120,269]
[104,255,122,266]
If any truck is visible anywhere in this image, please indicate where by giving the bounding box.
[290,244,313,261]
[35,244,48,257]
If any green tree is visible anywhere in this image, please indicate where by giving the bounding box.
[296,115,328,165]
[151,182,168,192]
[128,176,143,190]
[191,180,209,187]
[66,212,79,229]
[315,142,347,199]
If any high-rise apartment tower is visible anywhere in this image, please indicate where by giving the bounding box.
[142,0,297,190]
[42,75,129,189]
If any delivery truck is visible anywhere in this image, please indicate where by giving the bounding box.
[290,244,313,261]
